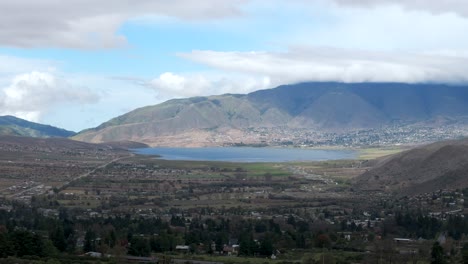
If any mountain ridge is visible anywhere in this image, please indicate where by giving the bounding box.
[0,115,75,138]
[74,82,468,146]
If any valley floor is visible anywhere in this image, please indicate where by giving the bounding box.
[0,139,466,263]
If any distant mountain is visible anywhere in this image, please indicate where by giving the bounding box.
[354,138,468,195]
[0,135,144,152]
[74,82,468,146]
[0,115,75,138]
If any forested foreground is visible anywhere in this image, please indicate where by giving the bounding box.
[1,199,468,264]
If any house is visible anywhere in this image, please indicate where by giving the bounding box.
[223,245,239,255]
[175,245,190,252]
[85,251,102,258]
[394,238,412,243]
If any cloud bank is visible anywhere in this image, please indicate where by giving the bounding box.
[333,0,468,17]
[2,0,468,130]
[0,0,247,49]
[179,47,468,85]
[149,72,271,98]
[0,71,99,122]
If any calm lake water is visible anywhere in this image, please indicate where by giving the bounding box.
[132,147,357,162]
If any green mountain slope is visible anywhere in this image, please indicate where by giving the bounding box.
[75,94,290,145]
[74,82,468,146]
[0,115,75,138]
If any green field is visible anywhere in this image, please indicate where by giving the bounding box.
[358,146,406,160]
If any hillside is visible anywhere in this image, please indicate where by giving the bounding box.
[0,135,146,154]
[74,82,468,146]
[0,115,75,138]
[354,138,468,194]
[0,135,105,151]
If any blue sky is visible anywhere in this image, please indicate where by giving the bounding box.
[1,0,468,131]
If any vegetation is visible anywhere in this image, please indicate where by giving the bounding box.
[357,147,405,160]
[0,116,75,138]
[2,136,468,263]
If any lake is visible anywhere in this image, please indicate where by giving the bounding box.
[132,147,357,162]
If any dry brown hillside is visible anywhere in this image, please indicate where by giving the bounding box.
[74,82,468,146]
[354,138,468,195]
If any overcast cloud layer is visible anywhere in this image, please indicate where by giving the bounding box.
[179,47,468,85]
[1,0,468,130]
[0,0,246,49]
[334,0,468,17]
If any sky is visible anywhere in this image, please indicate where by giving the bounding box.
[1,0,468,131]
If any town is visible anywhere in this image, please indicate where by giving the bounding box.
[229,120,468,148]
[0,137,467,263]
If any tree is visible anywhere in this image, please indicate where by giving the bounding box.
[31,233,47,257]
[128,237,151,257]
[296,232,306,248]
[302,253,317,264]
[431,242,446,264]
[215,232,227,252]
[84,230,96,252]
[0,232,13,257]
[239,232,257,256]
[106,229,117,248]
[259,234,274,256]
[10,230,49,257]
[462,243,468,264]
[43,239,59,257]
[50,224,66,252]
[315,234,331,249]
[66,233,76,253]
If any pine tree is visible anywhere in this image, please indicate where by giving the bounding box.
[84,230,96,252]
[50,224,66,252]
[431,242,446,264]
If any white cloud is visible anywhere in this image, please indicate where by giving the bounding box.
[277,1,468,54]
[0,0,248,49]
[0,55,57,76]
[0,71,99,122]
[333,0,468,17]
[149,72,271,98]
[178,47,468,85]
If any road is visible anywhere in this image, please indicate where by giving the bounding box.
[9,154,134,199]
[58,154,134,190]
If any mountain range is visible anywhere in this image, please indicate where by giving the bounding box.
[73,82,468,146]
[0,115,75,138]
